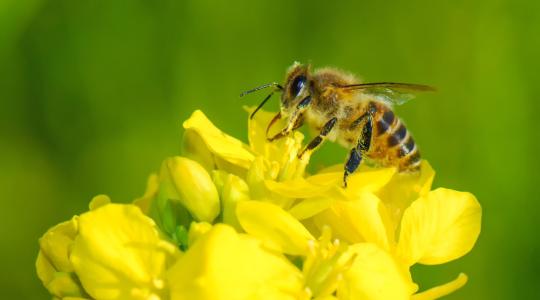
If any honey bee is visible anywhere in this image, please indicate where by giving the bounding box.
[241,62,434,187]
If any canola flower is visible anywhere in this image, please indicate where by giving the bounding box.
[36,108,482,300]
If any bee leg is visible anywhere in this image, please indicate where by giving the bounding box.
[268,96,311,142]
[349,103,376,130]
[268,116,304,141]
[343,115,373,188]
[344,149,362,188]
[266,112,282,138]
[298,117,338,159]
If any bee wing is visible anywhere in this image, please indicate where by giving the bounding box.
[337,82,435,106]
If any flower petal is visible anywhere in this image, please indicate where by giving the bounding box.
[221,174,251,231]
[308,167,396,194]
[265,178,335,199]
[288,197,334,220]
[38,218,78,274]
[245,106,288,157]
[313,204,363,244]
[36,252,56,291]
[182,128,217,172]
[266,167,395,201]
[236,201,315,255]
[246,156,279,200]
[397,188,482,266]
[183,110,255,173]
[133,174,159,214]
[167,224,305,300]
[70,204,178,300]
[46,272,87,298]
[315,296,338,300]
[411,273,467,300]
[338,243,417,300]
[376,160,435,231]
[314,193,394,250]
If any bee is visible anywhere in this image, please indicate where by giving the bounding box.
[240,62,434,187]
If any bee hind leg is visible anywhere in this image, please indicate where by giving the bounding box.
[298,117,338,159]
[343,114,373,188]
[344,149,362,188]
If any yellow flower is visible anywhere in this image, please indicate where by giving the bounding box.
[311,185,480,299]
[182,108,481,298]
[71,202,179,300]
[183,108,309,209]
[38,107,482,300]
[167,224,305,300]
[235,191,479,300]
[235,199,414,300]
[36,217,87,299]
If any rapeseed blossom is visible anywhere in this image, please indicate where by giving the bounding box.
[37,108,481,300]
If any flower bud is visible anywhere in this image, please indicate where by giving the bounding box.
[36,218,86,298]
[37,219,78,275]
[211,169,229,196]
[188,221,213,246]
[162,156,220,222]
[221,174,250,231]
[182,129,215,172]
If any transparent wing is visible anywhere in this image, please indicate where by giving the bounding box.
[337,82,435,106]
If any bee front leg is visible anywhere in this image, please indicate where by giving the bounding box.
[267,114,304,142]
[298,117,338,159]
[343,114,373,188]
[266,112,282,138]
[268,95,311,142]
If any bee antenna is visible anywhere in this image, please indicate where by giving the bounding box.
[250,91,275,119]
[240,82,283,97]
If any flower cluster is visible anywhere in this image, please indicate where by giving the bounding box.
[36,108,482,300]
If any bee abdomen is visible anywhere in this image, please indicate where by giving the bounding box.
[376,110,395,135]
[390,120,421,171]
[373,107,421,171]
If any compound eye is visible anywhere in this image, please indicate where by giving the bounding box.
[290,75,306,98]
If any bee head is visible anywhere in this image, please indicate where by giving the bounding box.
[281,62,312,114]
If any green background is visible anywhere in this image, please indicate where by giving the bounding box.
[1,0,538,298]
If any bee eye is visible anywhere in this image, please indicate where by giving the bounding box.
[290,75,306,97]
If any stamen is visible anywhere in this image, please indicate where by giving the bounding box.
[153,278,165,289]
[307,239,317,253]
[304,287,313,297]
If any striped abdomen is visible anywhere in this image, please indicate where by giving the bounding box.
[369,103,421,172]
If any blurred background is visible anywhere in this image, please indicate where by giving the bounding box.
[1,0,539,298]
